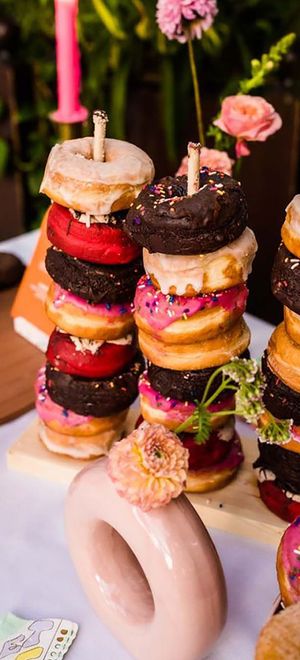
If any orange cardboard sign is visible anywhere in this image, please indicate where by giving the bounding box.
[11,210,54,351]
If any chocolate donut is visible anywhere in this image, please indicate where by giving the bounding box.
[147,349,250,403]
[45,355,144,417]
[45,246,143,304]
[125,169,247,255]
[254,440,300,495]
[271,242,300,314]
[262,352,300,425]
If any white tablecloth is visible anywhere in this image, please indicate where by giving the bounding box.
[0,232,278,659]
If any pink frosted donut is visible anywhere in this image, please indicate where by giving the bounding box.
[277,516,300,606]
[138,371,235,431]
[65,458,227,659]
[40,137,155,214]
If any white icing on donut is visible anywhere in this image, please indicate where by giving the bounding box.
[40,137,155,214]
[143,227,257,295]
[69,208,110,227]
[255,467,276,483]
[69,334,133,353]
[286,195,300,236]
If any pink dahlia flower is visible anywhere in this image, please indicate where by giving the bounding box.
[214,95,282,158]
[176,146,234,176]
[107,422,189,512]
[156,0,218,43]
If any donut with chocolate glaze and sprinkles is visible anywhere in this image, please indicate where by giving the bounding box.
[45,355,144,417]
[271,242,300,314]
[125,168,247,255]
[45,246,143,305]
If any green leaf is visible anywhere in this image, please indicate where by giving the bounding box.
[239,32,296,93]
[0,137,9,177]
[92,0,126,40]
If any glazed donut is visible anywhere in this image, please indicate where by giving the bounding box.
[138,371,235,432]
[183,429,244,493]
[40,137,154,215]
[256,478,300,523]
[138,317,250,370]
[45,355,144,417]
[276,516,300,607]
[147,349,250,403]
[271,242,300,314]
[45,246,143,305]
[254,439,300,522]
[262,352,300,425]
[46,283,135,340]
[39,419,125,459]
[284,307,300,345]
[65,457,226,660]
[267,323,300,393]
[125,170,247,255]
[281,194,300,259]
[134,275,248,344]
[255,602,300,660]
[46,328,136,379]
[143,227,257,296]
[47,204,141,265]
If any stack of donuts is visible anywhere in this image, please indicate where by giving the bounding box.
[255,517,300,659]
[254,195,300,521]
[35,112,154,459]
[125,143,257,492]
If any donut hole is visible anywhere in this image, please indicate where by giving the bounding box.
[91,521,155,624]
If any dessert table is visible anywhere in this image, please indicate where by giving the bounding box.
[0,231,278,660]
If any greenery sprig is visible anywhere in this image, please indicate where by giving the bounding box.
[239,33,296,94]
[175,358,293,446]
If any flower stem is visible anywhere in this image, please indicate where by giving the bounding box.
[234,157,242,178]
[187,36,205,145]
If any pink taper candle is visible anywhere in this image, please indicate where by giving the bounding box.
[51,0,88,124]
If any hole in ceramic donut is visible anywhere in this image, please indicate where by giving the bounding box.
[91,521,155,624]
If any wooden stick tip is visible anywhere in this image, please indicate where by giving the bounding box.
[93,109,109,125]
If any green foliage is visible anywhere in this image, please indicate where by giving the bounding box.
[239,33,296,93]
[0,0,298,225]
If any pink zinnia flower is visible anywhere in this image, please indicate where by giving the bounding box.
[214,95,282,158]
[156,0,218,43]
[107,422,189,512]
[176,146,234,176]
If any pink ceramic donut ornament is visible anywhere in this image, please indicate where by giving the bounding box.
[65,422,227,660]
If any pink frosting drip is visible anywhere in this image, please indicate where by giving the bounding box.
[280,517,300,603]
[53,284,133,317]
[138,371,235,425]
[35,367,93,427]
[134,276,248,330]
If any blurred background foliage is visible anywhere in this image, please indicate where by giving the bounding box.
[0,0,299,226]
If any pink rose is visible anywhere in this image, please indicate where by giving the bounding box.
[176,146,233,176]
[214,95,282,157]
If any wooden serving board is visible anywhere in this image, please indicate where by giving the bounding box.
[7,415,286,545]
[0,287,43,423]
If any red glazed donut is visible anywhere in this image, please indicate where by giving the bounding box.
[46,328,136,379]
[257,479,300,523]
[47,203,141,265]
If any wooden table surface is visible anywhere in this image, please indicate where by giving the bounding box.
[0,286,43,423]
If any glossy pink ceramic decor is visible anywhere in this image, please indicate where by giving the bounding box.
[65,459,227,660]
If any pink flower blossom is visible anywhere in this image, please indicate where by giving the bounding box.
[214,95,282,158]
[156,0,218,43]
[107,422,189,512]
[176,146,234,176]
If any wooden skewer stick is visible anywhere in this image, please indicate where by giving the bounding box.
[187,141,201,195]
[93,110,109,162]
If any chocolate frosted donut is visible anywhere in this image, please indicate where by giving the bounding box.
[254,441,300,495]
[148,349,249,403]
[46,246,143,304]
[271,242,300,314]
[262,352,300,424]
[125,169,247,255]
[45,355,144,417]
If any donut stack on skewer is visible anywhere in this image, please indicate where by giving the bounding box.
[125,143,257,492]
[254,195,300,521]
[35,112,154,459]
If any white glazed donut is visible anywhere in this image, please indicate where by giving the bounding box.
[40,137,155,214]
[143,227,257,296]
[65,459,227,660]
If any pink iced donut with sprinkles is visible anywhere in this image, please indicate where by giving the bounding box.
[277,516,300,607]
